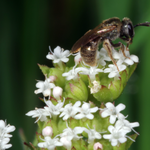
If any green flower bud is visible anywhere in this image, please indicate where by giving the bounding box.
[64,78,88,102]
[89,64,137,102]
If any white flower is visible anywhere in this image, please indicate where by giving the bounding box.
[26,108,49,123]
[103,125,128,146]
[117,114,139,134]
[62,66,83,80]
[42,126,53,137]
[34,78,55,97]
[44,99,64,116]
[113,47,139,65]
[84,126,102,143]
[60,137,72,150]
[90,80,101,94]
[61,125,85,141]
[0,120,15,150]
[52,86,63,99]
[101,102,125,124]
[74,52,82,64]
[104,62,126,79]
[79,66,103,81]
[59,101,81,120]
[38,136,63,150]
[74,102,98,120]
[46,46,70,63]
[98,48,111,66]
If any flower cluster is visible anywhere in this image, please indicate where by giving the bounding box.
[101,102,139,146]
[26,45,139,150]
[26,99,139,149]
[0,120,15,150]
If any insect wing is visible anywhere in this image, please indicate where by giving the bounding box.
[71,25,117,53]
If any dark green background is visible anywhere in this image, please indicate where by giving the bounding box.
[0,0,150,149]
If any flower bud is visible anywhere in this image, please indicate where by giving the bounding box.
[42,126,53,137]
[91,63,137,102]
[49,76,56,82]
[64,78,88,102]
[94,142,103,150]
[53,86,63,99]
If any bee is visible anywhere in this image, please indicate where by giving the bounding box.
[71,17,150,70]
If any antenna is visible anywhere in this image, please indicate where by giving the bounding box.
[134,22,150,28]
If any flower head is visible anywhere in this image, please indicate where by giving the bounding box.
[60,123,85,141]
[59,101,81,120]
[38,136,63,150]
[90,80,101,94]
[74,52,82,64]
[34,78,55,97]
[98,48,111,66]
[118,114,139,134]
[74,102,98,120]
[79,66,103,81]
[0,120,15,150]
[46,46,70,63]
[104,62,126,79]
[26,108,49,123]
[84,126,102,143]
[113,47,139,65]
[103,125,127,146]
[60,137,72,150]
[101,102,125,124]
[62,65,85,81]
[44,99,64,116]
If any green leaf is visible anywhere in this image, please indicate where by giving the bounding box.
[38,64,50,77]
[126,134,138,149]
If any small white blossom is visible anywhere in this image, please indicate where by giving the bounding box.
[103,125,128,146]
[74,52,82,64]
[79,66,103,81]
[104,62,126,79]
[61,124,85,141]
[84,126,102,143]
[38,136,63,150]
[113,47,139,65]
[94,142,103,150]
[74,102,98,120]
[0,120,15,150]
[60,137,72,150]
[44,99,64,116]
[42,126,53,137]
[46,46,70,63]
[90,80,101,94]
[98,48,111,66]
[117,114,139,134]
[34,78,55,97]
[53,86,63,99]
[101,102,125,124]
[26,108,49,123]
[62,66,83,80]
[59,101,81,120]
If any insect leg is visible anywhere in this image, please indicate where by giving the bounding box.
[110,40,130,59]
[103,39,119,71]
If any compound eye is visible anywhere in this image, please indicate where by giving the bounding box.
[128,23,134,38]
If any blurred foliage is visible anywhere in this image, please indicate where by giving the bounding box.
[0,0,150,149]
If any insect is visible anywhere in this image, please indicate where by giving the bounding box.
[71,17,150,70]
